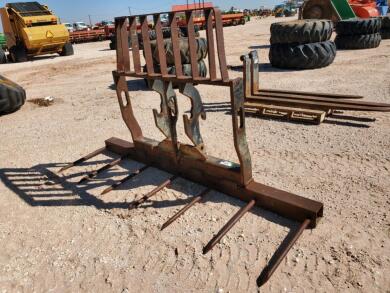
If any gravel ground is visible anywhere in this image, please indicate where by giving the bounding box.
[0,16,389,292]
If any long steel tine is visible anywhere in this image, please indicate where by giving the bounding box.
[254,91,390,107]
[101,165,149,195]
[260,88,363,100]
[78,156,125,184]
[203,199,256,254]
[59,147,106,172]
[186,10,199,78]
[213,8,229,81]
[154,13,168,76]
[246,95,390,112]
[141,15,154,74]
[128,175,178,209]
[257,218,311,287]
[161,188,211,231]
[205,9,216,80]
[129,16,141,74]
[169,12,183,77]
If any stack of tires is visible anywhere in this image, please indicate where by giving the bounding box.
[109,26,200,51]
[147,37,208,78]
[335,18,382,49]
[380,15,390,40]
[0,48,6,64]
[269,19,336,69]
[0,75,26,115]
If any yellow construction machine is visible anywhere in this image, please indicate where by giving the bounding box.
[0,2,73,63]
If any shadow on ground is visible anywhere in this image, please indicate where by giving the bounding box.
[0,150,292,229]
[0,146,319,287]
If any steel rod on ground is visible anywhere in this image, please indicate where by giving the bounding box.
[161,188,210,230]
[257,218,311,286]
[203,199,256,254]
[128,176,178,209]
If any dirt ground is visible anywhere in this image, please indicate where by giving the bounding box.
[1,16,389,292]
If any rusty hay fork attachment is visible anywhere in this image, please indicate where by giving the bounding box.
[60,8,323,286]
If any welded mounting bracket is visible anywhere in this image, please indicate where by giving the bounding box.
[61,8,324,286]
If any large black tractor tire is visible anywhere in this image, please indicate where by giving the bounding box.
[380,29,390,39]
[269,40,336,69]
[0,48,7,64]
[335,33,381,49]
[270,19,333,45]
[0,75,26,115]
[335,18,382,35]
[144,59,208,77]
[150,37,208,66]
[381,15,390,29]
[9,45,28,63]
[60,42,74,56]
[148,26,200,39]
[109,41,116,50]
[110,35,134,50]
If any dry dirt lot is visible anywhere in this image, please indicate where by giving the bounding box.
[0,16,389,292]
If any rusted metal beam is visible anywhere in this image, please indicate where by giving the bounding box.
[161,188,210,230]
[257,219,311,287]
[105,137,323,227]
[129,16,141,74]
[153,14,168,76]
[169,12,183,77]
[205,9,217,80]
[246,95,390,112]
[203,199,256,254]
[260,89,364,100]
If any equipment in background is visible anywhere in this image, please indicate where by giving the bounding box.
[0,1,73,63]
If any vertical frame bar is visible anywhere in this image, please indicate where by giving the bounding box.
[141,15,154,74]
[169,12,183,77]
[230,78,252,185]
[115,17,130,73]
[185,10,199,78]
[241,54,252,98]
[249,50,260,94]
[205,9,217,80]
[213,8,229,81]
[129,16,142,74]
[154,14,168,76]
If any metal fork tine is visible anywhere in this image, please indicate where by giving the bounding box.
[161,188,210,230]
[101,165,149,195]
[154,14,168,76]
[257,219,311,287]
[203,199,256,254]
[141,15,154,74]
[128,175,178,209]
[186,10,199,78]
[169,12,183,77]
[129,16,141,74]
[205,9,216,80]
[59,147,106,172]
[213,8,229,82]
[78,156,125,184]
